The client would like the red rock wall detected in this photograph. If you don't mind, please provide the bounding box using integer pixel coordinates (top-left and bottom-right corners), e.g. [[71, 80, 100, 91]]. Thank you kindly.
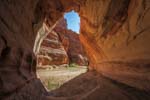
[[37, 30, 69, 67], [37, 18, 88, 67], [79, 0, 150, 90], [55, 18, 88, 66]]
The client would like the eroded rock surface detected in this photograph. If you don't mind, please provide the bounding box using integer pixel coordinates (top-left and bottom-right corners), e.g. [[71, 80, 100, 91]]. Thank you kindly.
[[79, 0, 150, 90], [0, 0, 39, 99], [0, 0, 150, 100], [49, 71, 150, 100]]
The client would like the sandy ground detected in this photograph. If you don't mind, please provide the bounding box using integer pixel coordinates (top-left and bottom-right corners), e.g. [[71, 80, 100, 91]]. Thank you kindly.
[[37, 66, 87, 90]]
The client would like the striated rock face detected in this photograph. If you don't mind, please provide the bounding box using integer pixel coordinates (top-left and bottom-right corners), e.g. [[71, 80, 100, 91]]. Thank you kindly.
[[37, 18, 88, 67], [37, 30, 69, 67], [0, 0, 150, 99], [55, 18, 88, 66]]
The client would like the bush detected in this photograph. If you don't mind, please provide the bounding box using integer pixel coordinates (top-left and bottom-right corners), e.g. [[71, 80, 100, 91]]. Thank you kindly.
[[47, 80, 60, 90], [69, 63, 78, 67]]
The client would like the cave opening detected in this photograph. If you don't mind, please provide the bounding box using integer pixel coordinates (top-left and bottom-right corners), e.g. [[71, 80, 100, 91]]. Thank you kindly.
[[35, 11, 88, 91]]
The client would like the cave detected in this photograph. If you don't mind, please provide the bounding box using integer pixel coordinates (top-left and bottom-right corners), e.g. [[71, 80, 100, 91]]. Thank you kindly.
[[0, 0, 150, 100]]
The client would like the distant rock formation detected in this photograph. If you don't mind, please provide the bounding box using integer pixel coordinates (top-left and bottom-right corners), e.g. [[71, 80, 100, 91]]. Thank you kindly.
[[55, 18, 88, 66], [37, 30, 69, 67], [37, 18, 88, 67]]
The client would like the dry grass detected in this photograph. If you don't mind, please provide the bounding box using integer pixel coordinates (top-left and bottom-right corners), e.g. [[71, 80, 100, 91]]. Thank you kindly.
[[37, 66, 87, 91]]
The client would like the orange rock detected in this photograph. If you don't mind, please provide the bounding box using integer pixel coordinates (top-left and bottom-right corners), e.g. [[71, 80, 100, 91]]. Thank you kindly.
[[37, 30, 69, 67]]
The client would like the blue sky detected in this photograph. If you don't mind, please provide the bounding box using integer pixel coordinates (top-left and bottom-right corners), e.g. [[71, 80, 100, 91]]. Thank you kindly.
[[64, 10, 80, 33]]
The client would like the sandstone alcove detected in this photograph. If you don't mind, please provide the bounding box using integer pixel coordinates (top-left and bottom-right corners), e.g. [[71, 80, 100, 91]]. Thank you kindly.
[[0, 0, 150, 100]]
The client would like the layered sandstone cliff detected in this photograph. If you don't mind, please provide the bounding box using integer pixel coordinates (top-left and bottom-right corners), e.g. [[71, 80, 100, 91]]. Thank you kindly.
[[37, 18, 88, 67], [37, 30, 69, 67], [55, 18, 88, 66]]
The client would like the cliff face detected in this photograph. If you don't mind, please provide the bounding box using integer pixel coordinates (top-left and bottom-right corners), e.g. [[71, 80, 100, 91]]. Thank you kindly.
[[55, 18, 88, 66], [37, 18, 88, 67], [37, 30, 69, 67], [0, 0, 150, 99], [59, 30, 88, 66]]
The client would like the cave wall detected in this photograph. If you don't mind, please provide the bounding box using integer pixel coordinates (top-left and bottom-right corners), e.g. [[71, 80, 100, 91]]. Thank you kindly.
[[0, 0, 80, 99], [0, 0, 39, 98], [79, 0, 150, 90], [80, 0, 150, 65]]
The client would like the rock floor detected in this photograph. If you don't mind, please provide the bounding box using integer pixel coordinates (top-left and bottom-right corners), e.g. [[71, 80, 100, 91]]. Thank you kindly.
[[46, 71, 150, 100], [4, 71, 150, 100]]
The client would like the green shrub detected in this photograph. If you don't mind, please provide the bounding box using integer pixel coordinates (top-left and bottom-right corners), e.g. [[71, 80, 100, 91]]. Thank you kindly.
[[69, 63, 78, 67], [47, 80, 60, 90]]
